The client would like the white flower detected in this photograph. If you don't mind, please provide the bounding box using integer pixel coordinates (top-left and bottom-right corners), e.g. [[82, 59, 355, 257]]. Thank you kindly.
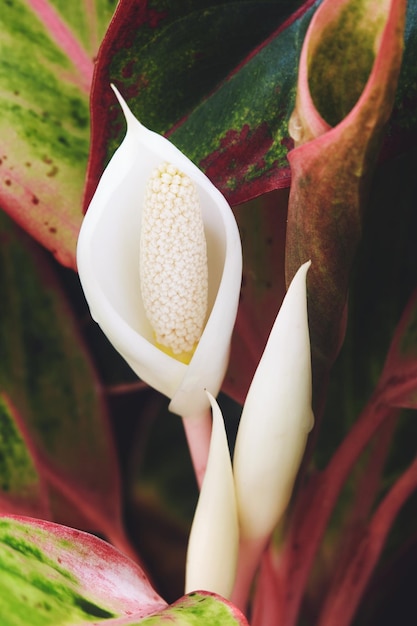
[[77, 87, 242, 418], [233, 261, 314, 541]]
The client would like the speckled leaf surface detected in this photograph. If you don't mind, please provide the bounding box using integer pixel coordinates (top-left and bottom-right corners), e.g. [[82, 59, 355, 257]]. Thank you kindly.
[[0, 211, 128, 549], [86, 0, 417, 209], [85, 0, 318, 208], [0, 515, 249, 625], [135, 592, 249, 625], [0, 515, 167, 626], [0, 0, 117, 268]]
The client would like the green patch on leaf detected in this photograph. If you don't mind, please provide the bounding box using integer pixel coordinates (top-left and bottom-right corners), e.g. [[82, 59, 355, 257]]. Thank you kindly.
[[0, 210, 124, 539], [308, 0, 387, 126], [0, 0, 118, 265], [0, 519, 114, 626], [0, 396, 39, 495], [138, 592, 247, 625]]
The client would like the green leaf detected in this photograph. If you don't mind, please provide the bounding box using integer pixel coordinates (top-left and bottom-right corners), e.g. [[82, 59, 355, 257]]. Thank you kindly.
[[136, 591, 249, 625], [86, 0, 417, 208], [0, 0, 117, 267], [0, 515, 167, 626], [85, 0, 317, 208], [0, 515, 249, 625], [0, 395, 50, 518], [0, 211, 128, 550]]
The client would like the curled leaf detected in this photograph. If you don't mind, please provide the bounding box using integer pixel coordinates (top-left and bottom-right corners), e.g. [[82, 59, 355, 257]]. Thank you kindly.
[[286, 0, 407, 406]]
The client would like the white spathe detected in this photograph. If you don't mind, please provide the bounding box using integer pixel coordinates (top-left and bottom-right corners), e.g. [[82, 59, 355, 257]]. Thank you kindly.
[[233, 261, 314, 541], [77, 87, 242, 417], [185, 392, 239, 598]]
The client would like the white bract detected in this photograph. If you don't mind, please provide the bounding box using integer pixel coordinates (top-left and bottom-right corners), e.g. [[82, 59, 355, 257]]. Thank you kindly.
[[233, 261, 314, 541], [77, 87, 242, 417], [184, 262, 313, 601]]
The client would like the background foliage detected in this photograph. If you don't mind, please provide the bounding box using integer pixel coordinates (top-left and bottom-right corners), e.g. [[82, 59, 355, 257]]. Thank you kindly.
[[0, 0, 417, 624]]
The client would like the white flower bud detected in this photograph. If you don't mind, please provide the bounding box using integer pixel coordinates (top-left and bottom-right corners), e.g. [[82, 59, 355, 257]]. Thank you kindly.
[[233, 261, 314, 541], [185, 392, 238, 598]]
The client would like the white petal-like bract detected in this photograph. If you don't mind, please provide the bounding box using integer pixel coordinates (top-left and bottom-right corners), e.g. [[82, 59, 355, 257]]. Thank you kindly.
[[77, 87, 242, 417]]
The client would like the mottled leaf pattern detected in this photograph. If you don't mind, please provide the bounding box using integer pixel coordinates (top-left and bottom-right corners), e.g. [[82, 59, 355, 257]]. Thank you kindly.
[[0, 211, 128, 552], [0, 0, 117, 267], [0, 515, 249, 625]]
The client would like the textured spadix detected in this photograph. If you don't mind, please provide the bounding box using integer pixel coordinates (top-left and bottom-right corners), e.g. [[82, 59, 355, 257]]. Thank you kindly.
[[140, 161, 208, 362], [77, 87, 242, 417], [233, 261, 313, 541], [185, 392, 239, 598]]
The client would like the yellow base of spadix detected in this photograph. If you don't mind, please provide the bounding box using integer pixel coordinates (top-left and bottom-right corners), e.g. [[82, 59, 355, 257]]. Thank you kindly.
[[155, 340, 196, 365]]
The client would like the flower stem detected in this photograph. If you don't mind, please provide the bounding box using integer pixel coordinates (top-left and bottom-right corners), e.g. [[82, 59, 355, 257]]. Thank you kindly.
[[182, 408, 213, 488], [231, 535, 267, 614]]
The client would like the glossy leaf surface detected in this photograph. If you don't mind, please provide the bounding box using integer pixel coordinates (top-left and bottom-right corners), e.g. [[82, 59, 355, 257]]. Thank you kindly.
[[0, 514, 166, 625], [85, 0, 318, 208], [0, 515, 249, 625], [86, 0, 417, 210]]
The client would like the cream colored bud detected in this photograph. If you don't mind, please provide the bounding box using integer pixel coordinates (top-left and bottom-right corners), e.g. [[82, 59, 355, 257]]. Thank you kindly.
[[233, 261, 313, 542]]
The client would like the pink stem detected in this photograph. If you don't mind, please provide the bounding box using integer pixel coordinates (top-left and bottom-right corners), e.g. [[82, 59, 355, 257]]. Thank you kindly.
[[231, 536, 267, 614], [251, 545, 283, 626], [182, 409, 213, 489], [275, 394, 400, 626], [318, 453, 417, 626]]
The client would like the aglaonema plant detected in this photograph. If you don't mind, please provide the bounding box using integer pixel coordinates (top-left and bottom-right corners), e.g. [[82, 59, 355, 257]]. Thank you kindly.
[[0, 0, 417, 625]]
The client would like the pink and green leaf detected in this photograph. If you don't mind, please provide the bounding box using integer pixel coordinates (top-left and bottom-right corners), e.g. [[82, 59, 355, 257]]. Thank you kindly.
[[85, 0, 319, 208], [0, 211, 129, 552], [0, 0, 117, 267], [0, 395, 50, 519], [0, 515, 249, 625], [86, 0, 417, 209], [0, 514, 166, 625], [224, 190, 288, 405]]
